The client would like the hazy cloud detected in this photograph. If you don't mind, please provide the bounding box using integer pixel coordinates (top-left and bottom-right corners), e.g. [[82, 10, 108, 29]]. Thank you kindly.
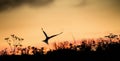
[[0, 0, 54, 12], [77, 0, 120, 7]]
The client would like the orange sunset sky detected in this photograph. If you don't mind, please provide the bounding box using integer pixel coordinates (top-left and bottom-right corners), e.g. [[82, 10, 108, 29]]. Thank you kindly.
[[0, 0, 120, 50]]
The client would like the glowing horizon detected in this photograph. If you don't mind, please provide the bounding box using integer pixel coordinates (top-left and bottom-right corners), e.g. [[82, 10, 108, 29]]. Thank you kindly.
[[0, 0, 120, 50]]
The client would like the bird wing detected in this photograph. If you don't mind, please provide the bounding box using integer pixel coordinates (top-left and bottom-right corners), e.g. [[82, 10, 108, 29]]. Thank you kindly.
[[49, 32, 63, 39], [41, 28, 48, 37]]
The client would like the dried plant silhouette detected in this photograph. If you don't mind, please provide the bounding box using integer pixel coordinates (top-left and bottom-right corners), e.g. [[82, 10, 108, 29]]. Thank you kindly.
[[105, 33, 118, 42], [0, 33, 120, 61], [41, 28, 63, 44], [4, 34, 24, 55]]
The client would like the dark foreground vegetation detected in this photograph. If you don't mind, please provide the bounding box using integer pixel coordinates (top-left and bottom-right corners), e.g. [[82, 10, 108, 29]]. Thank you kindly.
[[1, 41, 120, 61], [0, 33, 120, 61], [0, 46, 120, 61]]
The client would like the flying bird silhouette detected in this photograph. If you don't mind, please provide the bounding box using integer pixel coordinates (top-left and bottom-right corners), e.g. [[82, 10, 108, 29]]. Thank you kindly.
[[41, 28, 63, 44]]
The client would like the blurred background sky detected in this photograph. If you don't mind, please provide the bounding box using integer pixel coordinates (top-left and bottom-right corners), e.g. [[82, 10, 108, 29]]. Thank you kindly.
[[0, 0, 120, 50]]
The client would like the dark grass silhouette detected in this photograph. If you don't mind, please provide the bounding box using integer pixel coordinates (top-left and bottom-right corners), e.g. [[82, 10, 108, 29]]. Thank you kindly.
[[0, 33, 120, 61], [0, 44, 120, 61]]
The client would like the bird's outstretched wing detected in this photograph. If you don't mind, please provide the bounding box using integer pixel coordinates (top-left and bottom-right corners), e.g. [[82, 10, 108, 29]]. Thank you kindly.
[[41, 28, 48, 38], [49, 32, 63, 39]]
